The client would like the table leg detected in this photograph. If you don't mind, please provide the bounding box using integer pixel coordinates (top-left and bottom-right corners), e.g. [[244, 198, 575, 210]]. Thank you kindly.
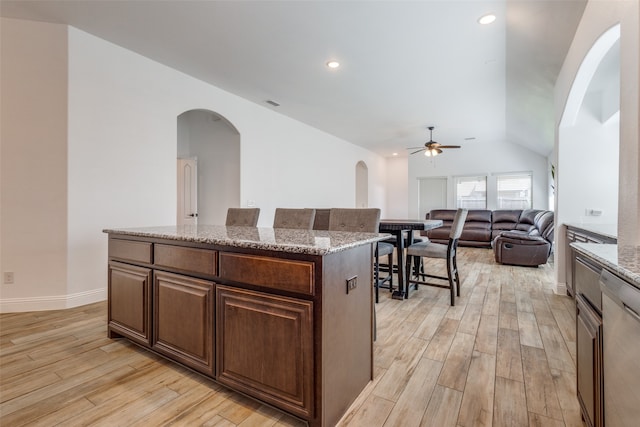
[[391, 230, 406, 300]]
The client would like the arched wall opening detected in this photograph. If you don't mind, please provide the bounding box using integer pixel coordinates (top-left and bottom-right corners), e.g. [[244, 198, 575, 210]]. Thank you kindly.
[[557, 24, 620, 225], [177, 110, 241, 225], [355, 161, 369, 208], [555, 24, 621, 291]]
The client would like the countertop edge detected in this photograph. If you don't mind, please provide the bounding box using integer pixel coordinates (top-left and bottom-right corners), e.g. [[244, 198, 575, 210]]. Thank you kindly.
[[571, 242, 640, 289], [104, 227, 391, 256]]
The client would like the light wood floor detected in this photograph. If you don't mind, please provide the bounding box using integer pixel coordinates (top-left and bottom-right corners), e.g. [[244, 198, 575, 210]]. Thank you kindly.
[[0, 248, 583, 427]]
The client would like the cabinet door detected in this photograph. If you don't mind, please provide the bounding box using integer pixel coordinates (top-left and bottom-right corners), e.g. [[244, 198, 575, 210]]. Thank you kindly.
[[108, 261, 152, 347], [576, 295, 603, 427], [216, 285, 313, 419], [153, 271, 214, 376]]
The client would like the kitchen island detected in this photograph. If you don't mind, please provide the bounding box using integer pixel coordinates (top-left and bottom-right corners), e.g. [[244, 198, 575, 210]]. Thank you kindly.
[[103, 225, 388, 427]]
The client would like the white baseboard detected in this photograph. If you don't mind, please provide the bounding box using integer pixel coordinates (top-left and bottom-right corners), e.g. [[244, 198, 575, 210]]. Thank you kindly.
[[0, 288, 106, 313], [555, 282, 567, 296]]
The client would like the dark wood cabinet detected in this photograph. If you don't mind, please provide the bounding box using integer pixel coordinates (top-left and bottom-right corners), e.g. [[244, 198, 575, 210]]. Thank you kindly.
[[566, 226, 616, 298], [216, 285, 313, 418], [577, 295, 603, 427], [153, 271, 214, 376], [107, 261, 152, 347], [106, 232, 374, 427], [572, 244, 606, 427]]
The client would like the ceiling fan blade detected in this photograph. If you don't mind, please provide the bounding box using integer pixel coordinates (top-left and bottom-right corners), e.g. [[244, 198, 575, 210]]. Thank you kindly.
[[406, 146, 425, 149], [439, 145, 461, 149], [410, 149, 425, 155]]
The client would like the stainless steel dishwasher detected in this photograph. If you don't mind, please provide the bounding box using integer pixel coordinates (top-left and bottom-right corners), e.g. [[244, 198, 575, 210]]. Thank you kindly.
[[600, 269, 640, 426]]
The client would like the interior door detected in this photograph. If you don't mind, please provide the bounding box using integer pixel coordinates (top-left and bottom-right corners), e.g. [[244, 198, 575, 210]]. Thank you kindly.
[[419, 177, 447, 218], [177, 158, 198, 225]]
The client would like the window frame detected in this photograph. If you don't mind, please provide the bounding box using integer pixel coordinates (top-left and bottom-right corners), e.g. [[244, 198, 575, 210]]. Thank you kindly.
[[454, 175, 487, 209], [495, 172, 533, 210]]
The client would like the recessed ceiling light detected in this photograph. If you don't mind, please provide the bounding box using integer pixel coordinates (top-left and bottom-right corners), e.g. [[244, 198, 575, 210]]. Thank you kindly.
[[478, 14, 496, 25], [392, 152, 398, 156], [326, 60, 340, 69]]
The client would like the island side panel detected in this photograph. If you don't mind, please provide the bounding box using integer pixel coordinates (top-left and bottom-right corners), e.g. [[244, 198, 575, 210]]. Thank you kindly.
[[321, 243, 374, 427]]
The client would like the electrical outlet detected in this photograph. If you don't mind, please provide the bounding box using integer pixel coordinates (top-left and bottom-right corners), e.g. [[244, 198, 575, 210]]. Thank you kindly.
[[4, 272, 14, 284], [346, 276, 357, 294]]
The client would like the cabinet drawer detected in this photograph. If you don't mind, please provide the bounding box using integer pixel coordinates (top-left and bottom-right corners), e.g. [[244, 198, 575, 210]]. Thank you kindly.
[[154, 244, 217, 276], [109, 239, 152, 264], [219, 253, 314, 295], [575, 256, 602, 313]]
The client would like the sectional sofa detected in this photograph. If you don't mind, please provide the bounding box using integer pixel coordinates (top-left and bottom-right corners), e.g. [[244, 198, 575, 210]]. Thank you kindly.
[[422, 209, 555, 266]]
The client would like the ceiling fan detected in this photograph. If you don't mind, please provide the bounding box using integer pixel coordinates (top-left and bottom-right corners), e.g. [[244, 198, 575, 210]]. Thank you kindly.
[[408, 126, 461, 157]]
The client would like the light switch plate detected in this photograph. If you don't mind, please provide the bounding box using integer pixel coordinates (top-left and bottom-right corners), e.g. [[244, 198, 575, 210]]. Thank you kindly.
[[346, 276, 357, 294]]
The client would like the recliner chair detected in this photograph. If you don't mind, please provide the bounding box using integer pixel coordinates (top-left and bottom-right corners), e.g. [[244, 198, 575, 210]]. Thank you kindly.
[[493, 211, 554, 267]]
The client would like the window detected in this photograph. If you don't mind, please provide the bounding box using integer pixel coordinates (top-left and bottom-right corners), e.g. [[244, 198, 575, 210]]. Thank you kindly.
[[496, 173, 532, 209], [455, 175, 486, 209]]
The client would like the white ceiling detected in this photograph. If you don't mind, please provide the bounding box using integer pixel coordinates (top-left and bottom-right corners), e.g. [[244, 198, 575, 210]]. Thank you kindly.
[[0, 0, 586, 157]]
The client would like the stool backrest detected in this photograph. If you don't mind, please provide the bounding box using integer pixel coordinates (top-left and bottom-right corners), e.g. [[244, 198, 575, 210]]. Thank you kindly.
[[328, 208, 381, 233], [273, 208, 316, 229], [225, 208, 260, 226], [449, 209, 469, 240]]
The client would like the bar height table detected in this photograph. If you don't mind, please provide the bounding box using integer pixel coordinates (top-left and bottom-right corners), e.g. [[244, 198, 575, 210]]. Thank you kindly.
[[379, 219, 443, 300]]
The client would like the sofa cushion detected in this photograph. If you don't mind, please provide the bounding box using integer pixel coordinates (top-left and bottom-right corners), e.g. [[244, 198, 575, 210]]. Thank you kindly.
[[535, 211, 555, 242], [491, 210, 522, 240], [424, 209, 493, 247], [514, 209, 543, 232]]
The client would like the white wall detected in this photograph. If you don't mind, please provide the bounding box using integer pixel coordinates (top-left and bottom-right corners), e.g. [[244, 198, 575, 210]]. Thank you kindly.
[[558, 106, 619, 224], [385, 157, 409, 218], [0, 19, 69, 310], [0, 19, 387, 312], [407, 139, 549, 218], [554, 0, 639, 289]]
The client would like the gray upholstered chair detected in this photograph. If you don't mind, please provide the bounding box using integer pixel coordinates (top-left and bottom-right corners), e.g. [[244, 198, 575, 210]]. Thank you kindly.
[[273, 208, 316, 230], [328, 208, 394, 303], [225, 208, 260, 227], [405, 208, 468, 305]]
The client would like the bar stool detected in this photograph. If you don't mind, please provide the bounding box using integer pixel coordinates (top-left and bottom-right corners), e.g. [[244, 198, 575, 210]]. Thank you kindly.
[[405, 209, 468, 305]]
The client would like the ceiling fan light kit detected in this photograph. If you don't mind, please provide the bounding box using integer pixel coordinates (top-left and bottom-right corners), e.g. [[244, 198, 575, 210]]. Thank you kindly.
[[408, 126, 461, 157]]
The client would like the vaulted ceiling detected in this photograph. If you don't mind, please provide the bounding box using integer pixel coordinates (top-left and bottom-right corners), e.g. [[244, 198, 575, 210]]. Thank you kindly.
[[0, 0, 587, 157]]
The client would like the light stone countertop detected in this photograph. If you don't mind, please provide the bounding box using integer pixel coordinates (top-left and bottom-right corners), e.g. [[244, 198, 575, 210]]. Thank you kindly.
[[571, 243, 640, 289], [103, 225, 391, 256]]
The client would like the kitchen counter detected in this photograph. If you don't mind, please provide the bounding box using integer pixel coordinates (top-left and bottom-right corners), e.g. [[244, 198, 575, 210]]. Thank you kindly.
[[571, 243, 640, 289], [103, 224, 389, 255]]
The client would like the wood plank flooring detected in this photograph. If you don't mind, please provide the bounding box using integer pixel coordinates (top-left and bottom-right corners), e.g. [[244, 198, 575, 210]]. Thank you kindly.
[[0, 248, 583, 426]]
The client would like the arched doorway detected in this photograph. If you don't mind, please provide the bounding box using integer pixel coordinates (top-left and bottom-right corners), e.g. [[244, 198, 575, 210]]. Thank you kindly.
[[355, 161, 368, 208], [177, 110, 240, 225]]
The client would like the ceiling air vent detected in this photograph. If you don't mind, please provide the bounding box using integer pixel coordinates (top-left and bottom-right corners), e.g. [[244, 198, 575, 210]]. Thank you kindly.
[[266, 100, 280, 107]]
